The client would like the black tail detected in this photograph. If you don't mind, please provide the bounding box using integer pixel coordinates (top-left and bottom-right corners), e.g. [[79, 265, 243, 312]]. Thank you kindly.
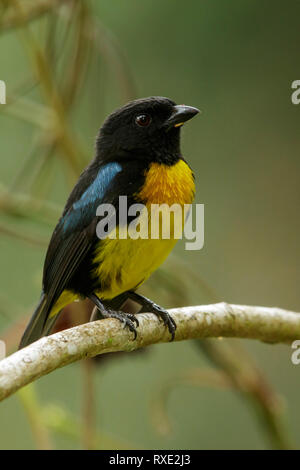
[[19, 293, 58, 349]]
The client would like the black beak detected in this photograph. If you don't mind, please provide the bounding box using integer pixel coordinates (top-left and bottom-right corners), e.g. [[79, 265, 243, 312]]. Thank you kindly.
[[164, 104, 200, 130]]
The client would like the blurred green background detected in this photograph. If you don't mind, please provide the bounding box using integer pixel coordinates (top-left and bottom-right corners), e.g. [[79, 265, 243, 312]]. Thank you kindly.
[[0, 0, 299, 449]]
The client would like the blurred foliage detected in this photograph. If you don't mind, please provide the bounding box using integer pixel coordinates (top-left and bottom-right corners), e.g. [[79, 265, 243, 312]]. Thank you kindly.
[[0, 0, 299, 450]]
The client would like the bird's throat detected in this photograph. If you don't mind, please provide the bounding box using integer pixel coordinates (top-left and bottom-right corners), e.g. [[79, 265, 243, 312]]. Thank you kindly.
[[137, 159, 195, 206]]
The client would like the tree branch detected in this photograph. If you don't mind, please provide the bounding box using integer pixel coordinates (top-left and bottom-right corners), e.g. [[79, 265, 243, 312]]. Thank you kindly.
[[1, 302, 300, 402]]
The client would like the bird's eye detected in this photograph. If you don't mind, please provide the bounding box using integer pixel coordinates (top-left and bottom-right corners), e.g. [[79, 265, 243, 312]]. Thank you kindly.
[[135, 114, 151, 127]]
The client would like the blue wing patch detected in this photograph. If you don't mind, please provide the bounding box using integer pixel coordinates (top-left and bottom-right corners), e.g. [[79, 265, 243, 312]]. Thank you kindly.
[[61, 162, 122, 234]]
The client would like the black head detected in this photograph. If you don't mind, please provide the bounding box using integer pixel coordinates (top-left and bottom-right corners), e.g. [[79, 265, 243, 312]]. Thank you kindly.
[[96, 96, 199, 165]]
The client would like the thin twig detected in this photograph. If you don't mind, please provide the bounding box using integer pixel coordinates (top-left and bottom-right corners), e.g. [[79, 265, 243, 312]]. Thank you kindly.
[[81, 358, 96, 450], [197, 339, 293, 449], [0, 0, 71, 31], [17, 384, 53, 450]]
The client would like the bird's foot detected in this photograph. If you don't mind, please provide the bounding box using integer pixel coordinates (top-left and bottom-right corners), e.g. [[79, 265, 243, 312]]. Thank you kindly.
[[88, 293, 139, 340], [128, 292, 176, 341], [147, 304, 176, 341], [98, 309, 139, 340]]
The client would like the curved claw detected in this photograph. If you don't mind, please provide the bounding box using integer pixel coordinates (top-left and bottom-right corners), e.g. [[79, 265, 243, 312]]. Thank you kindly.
[[106, 310, 138, 340], [124, 312, 139, 327], [151, 307, 176, 341], [121, 317, 137, 340], [127, 292, 176, 341]]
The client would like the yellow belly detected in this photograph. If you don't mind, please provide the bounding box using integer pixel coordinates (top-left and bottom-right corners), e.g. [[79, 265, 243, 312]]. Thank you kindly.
[[93, 232, 178, 300]]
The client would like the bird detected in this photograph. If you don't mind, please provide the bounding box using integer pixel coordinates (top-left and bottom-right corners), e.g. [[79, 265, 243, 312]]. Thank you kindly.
[[19, 96, 199, 349]]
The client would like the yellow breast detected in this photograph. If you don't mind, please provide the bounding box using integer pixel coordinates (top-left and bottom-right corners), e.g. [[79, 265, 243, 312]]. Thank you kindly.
[[138, 159, 195, 205]]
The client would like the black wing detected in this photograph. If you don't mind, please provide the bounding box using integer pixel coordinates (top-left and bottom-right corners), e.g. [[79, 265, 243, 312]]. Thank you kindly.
[[42, 160, 124, 308]]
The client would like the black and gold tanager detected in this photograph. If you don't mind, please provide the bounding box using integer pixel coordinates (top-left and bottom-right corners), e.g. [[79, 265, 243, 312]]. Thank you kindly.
[[19, 96, 199, 349]]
